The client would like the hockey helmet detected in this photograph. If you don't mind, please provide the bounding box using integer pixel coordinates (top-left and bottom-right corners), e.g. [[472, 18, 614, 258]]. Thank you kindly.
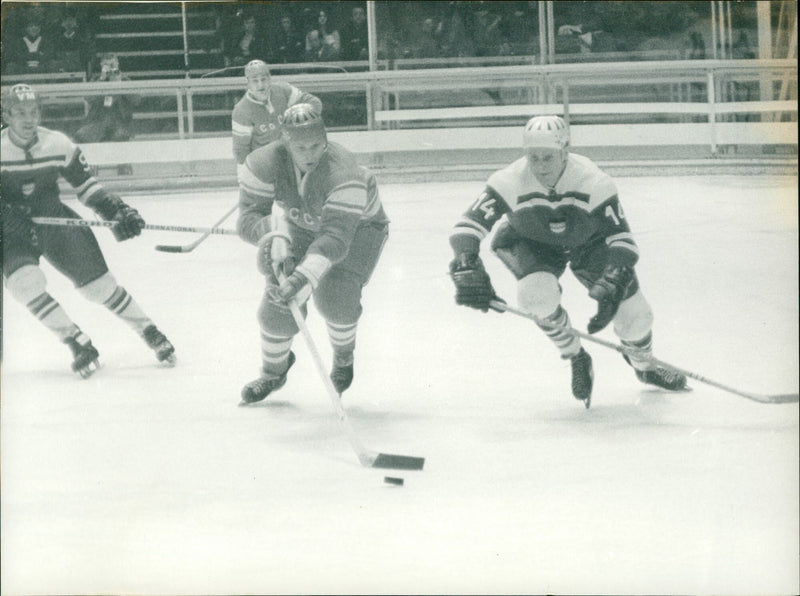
[[281, 103, 326, 143], [244, 59, 270, 79], [2, 83, 39, 120], [523, 115, 570, 150]]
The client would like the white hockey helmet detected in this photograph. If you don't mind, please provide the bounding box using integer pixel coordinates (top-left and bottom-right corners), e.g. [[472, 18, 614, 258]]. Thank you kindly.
[[2, 83, 39, 120], [244, 59, 270, 79], [523, 115, 570, 150]]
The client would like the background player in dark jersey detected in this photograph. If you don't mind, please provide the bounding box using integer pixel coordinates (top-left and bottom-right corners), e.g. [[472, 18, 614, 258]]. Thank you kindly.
[[237, 103, 388, 404], [448, 115, 686, 406], [1, 84, 175, 378], [231, 59, 322, 177]]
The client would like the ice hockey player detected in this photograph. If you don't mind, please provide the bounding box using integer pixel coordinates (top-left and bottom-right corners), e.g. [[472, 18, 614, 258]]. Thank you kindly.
[[1, 83, 176, 377], [237, 103, 389, 403], [231, 59, 322, 177], [448, 115, 686, 406]]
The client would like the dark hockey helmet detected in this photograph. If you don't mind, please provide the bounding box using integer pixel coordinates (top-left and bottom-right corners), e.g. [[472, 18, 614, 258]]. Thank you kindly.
[[281, 103, 326, 143], [2, 83, 40, 121]]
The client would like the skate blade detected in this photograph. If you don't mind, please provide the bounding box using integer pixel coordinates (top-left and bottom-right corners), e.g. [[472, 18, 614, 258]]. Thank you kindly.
[[157, 353, 177, 368], [75, 359, 101, 379]]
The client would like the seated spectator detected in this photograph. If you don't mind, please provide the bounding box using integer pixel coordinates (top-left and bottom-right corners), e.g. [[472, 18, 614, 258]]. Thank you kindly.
[[434, 2, 475, 58], [499, 2, 537, 57], [223, 13, 271, 67], [273, 14, 305, 64], [50, 9, 93, 74], [415, 18, 441, 59], [3, 14, 53, 75], [341, 5, 368, 61], [686, 31, 706, 60], [74, 54, 140, 143], [305, 9, 341, 62], [473, 8, 504, 57]]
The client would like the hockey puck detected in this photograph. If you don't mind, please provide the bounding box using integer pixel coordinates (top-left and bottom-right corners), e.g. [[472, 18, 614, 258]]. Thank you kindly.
[[383, 476, 404, 486]]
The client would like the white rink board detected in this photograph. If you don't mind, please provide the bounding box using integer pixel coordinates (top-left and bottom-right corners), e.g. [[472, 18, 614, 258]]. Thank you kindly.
[[1, 175, 798, 595]]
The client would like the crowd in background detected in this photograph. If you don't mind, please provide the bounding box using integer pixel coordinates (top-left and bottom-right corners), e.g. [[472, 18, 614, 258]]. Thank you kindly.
[[1, 1, 761, 79]]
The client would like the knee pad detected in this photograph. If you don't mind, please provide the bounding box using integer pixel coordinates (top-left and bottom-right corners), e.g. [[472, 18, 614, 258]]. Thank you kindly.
[[5, 265, 47, 304], [613, 290, 654, 341], [517, 272, 561, 318], [314, 271, 362, 325], [77, 272, 118, 304]]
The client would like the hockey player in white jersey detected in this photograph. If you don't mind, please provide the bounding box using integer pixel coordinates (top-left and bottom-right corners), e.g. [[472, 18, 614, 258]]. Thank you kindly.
[[448, 115, 686, 406]]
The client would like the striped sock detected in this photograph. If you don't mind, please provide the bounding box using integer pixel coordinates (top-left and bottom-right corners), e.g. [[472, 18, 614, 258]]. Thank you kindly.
[[536, 305, 581, 358], [103, 285, 151, 333], [27, 293, 81, 341], [622, 332, 654, 371], [260, 328, 294, 377], [327, 321, 356, 366]]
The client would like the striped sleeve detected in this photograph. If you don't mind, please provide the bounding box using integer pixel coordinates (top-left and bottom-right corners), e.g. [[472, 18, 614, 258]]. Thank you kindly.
[[449, 185, 510, 255], [61, 146, 111, 207], [236, 162, 275, 245], [232, 103, 254, 164]]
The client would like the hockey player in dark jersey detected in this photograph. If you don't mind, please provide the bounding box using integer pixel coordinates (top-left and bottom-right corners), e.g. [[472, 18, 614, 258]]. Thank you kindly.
[[1, 84, 175, 378], [231, 59, 322, 177], [237, 103, 388, 404], [448, 115, 686, 406]]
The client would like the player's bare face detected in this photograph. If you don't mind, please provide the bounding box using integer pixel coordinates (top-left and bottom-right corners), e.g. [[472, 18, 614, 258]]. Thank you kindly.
[[7, 104, 40, 143], [287, 138, 327, 173], [247, 74, 271, 101], [526, 148, 567, 188]]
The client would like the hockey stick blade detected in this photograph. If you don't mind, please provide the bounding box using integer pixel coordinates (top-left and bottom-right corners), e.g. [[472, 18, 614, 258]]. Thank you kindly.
[[285, 296, 426, 471], [154, 244, 187, 253], [153, 204, 239, 254], [491, 301, 799, 406], [371, 453, 426, 471]]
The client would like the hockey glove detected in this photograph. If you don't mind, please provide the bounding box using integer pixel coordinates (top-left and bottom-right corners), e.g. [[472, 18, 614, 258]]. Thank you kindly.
[[257, 231, 296, 285], [449, 252, 505, 313], [111, 205, 145, 241], [269, 270, 312, 305], [2, 203, 38, 247], [88, 193, 145, 241], [587, 264, 634, 333]]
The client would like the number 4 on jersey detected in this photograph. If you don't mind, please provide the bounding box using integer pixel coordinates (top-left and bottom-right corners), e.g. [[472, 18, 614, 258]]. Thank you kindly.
[[605, 202, 626, 226]]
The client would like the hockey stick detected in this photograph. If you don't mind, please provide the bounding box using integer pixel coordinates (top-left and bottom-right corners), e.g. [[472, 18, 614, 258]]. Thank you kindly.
[[32, 216, 238, 236], [491, 300, 799, 405], [154, 203, 239, 253], [286, 296, 425, 470]]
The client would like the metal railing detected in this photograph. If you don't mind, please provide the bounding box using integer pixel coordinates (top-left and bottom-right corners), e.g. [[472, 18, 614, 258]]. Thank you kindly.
[[3, 59, 796, 142]]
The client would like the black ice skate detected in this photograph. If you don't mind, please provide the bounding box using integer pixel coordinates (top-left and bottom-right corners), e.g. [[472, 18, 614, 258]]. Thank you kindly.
[[241, 352, 296, 404], [569, 348, 593, 408], [143, 325, 176, 366], [330, 364, 354, 395], [623, 355, 688, 391], [64, 332, 100, 379]]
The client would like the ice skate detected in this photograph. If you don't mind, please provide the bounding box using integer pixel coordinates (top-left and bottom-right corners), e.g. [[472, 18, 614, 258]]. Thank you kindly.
[[570, 348, 593, 408], [142, 324, 176, 366], [64, 332, 100, 379], [633, 365, 688, 392], [623, 354, 688, 391], [241, 352, 296, 404]]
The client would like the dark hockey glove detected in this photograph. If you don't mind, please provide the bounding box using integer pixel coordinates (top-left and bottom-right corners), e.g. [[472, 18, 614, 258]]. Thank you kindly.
[[89, 193, 145, 241], [111, 205, 145, 241], [587, 264, 634, 334], [449, 252, 504, 313], [2, 203, 38, 247], [257, 231, 296, 286]]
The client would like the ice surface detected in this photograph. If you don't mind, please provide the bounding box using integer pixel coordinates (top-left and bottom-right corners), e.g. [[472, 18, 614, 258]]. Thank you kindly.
[[2, 175, 798, 595]]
